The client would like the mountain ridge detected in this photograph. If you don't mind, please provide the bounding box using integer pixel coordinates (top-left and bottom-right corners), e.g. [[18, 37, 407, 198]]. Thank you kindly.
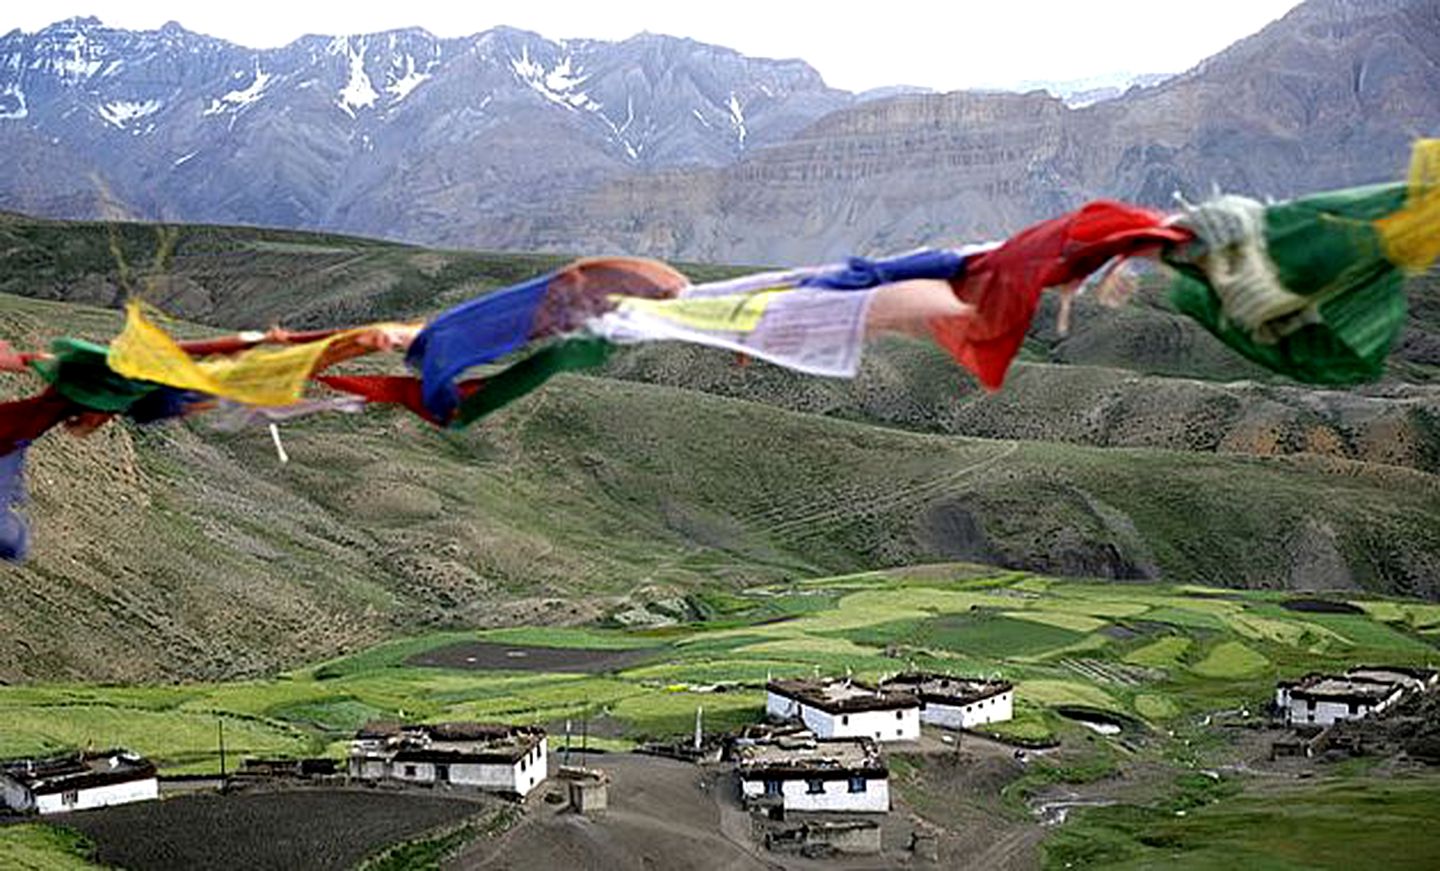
[[7, 0, 1437, 261]]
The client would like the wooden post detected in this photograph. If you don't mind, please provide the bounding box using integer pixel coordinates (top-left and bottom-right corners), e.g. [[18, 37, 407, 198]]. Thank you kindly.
[[218, 718, 227, 782]]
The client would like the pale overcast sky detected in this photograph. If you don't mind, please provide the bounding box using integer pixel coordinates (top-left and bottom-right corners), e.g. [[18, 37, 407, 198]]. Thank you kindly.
[[3, 1, 1306, 93]]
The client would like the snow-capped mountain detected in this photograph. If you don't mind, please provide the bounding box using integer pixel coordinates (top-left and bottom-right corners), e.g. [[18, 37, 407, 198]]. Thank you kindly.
[[0, 17, 852, 242]]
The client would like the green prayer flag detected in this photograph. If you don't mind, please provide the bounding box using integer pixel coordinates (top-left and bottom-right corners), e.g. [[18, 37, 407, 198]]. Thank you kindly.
[[1166, 183, 1411, 385], [451, 338, 614, 427], [28, 338, 161, 413]]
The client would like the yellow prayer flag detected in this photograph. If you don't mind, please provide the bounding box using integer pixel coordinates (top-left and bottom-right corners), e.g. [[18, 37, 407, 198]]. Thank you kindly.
[[1376, 139, 1440, 271], [610, 288, 783, 332], [108, 301, 354, 406]]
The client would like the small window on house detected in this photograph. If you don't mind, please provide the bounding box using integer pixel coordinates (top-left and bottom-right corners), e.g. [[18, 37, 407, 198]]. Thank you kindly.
[[404, 765, 417, 778], [841, 715, 849, 725], [520, 758, 527, 772], [848, 776, 867, 794], [896, 710, 904, 720], [61, 790, 78, 806], [1348, 701, 1359, 715], [806, 779, 825, 795], [764, 779, 781, 796]]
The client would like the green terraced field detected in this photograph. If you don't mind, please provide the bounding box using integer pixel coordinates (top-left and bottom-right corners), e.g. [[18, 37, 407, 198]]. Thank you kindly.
[[6, 566, 1439, 768]]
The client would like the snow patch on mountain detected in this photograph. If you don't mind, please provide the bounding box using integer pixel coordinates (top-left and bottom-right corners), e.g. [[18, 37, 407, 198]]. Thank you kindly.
[[203, 66, 271, 116], [510, 45, 596, 113], [545, 55, 586, 92], [596, 94, 640, 160], [98, 99, 161, 128], [338, 40, 379, 115], [509, 44, 543, 81], [385, 55, 431, 102], [0, 84, 27, 120], [728, 93, 746, 145]]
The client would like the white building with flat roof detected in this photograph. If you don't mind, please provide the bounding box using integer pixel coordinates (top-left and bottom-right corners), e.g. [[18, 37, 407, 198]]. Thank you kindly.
[[350, 721, 548, 796], [766, 679, 920, 742], [736, 737, 889, 814], [1276, 666, 1437, 727], [0, 750, 158, 815], [881, 673, 1014, 730]]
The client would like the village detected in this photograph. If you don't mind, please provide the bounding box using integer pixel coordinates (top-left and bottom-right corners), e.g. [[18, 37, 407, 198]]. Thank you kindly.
[[3, 661, 1436, 866]]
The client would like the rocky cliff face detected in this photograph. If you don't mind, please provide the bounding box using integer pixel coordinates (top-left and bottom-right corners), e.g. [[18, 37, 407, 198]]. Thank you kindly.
[[508, 0, 1440, 262], [2, 0, 1438, 261]]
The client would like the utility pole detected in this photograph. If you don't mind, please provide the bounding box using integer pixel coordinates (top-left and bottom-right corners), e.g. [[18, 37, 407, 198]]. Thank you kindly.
[[217, 718, 227, 783], [563, 718, 572, 767], [694, 705, 704, 752]]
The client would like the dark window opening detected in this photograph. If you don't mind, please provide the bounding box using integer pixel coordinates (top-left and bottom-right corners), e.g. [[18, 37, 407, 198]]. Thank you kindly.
[[806, 779, 825, 795]]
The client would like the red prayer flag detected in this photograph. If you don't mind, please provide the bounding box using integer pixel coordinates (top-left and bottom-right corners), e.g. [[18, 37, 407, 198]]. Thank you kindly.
[[931, 201, 1190, 389]]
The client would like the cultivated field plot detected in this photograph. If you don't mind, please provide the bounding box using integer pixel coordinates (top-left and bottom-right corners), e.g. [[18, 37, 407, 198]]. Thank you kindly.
[[56, 789, 490, 871], [406, 641, 660, 673]]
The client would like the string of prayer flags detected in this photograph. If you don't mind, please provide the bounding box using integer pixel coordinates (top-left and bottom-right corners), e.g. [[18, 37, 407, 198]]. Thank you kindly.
[[4, 142, 1440, 563]]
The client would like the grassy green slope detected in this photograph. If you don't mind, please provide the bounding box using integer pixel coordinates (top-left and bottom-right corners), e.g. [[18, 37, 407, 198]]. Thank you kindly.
[[4, 291, 1440, 682], [4, 219, 1440, 683]]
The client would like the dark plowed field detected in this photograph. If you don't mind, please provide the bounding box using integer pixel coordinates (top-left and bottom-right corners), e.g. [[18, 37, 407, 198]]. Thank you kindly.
[[58, 789, 490, 870], [1280, 598, 1366, 614], [407, 642, 659, 673]]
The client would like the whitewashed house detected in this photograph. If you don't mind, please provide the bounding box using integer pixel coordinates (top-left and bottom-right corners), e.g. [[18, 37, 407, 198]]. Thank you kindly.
[[766, 679, 920, 742], [0, 750, 158, 815], [349, 721, 548, 796], [1275, 666, 1437, 727], [881, 673, 1014, 730], [736, 737, 889, 814]]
